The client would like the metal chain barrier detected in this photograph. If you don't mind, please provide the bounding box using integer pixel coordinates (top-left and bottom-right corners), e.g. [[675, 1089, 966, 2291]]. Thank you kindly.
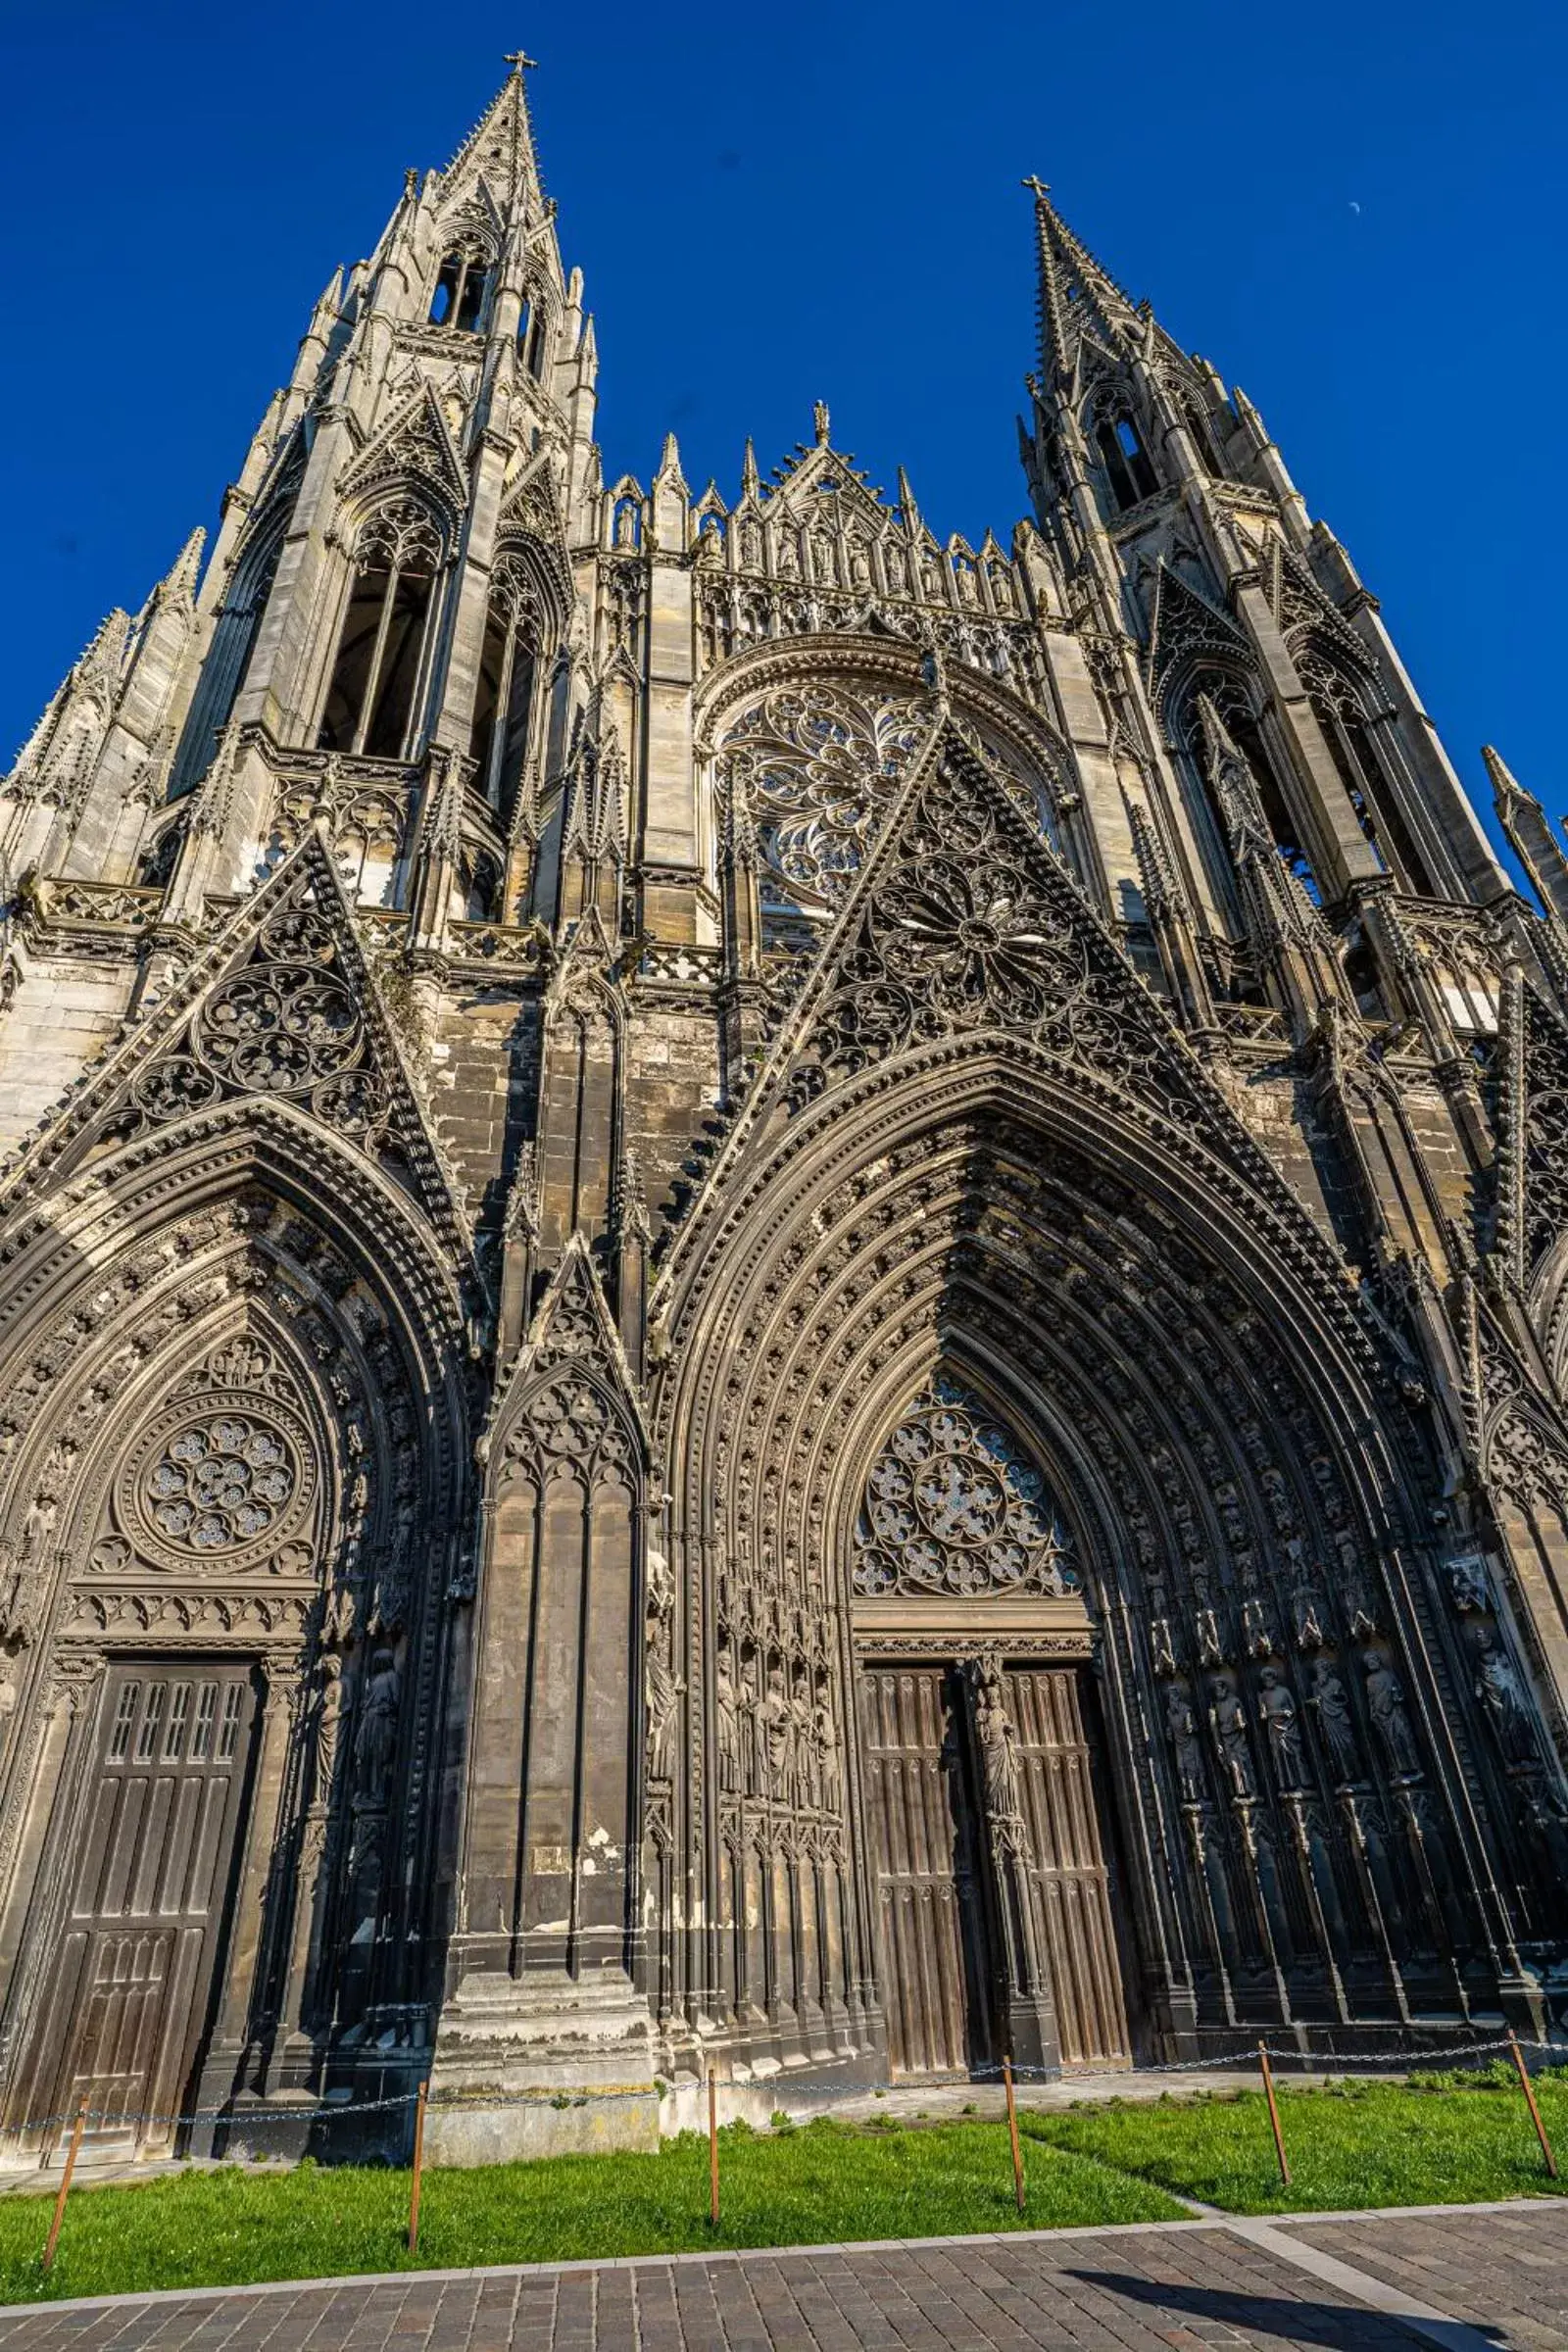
[[13, 2034, 1568, 2138], [12, 2031, 1567, 2276]]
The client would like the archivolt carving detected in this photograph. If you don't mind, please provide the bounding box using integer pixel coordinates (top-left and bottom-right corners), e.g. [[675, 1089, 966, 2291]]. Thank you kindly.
[[651, 1032, 1506, 2056]]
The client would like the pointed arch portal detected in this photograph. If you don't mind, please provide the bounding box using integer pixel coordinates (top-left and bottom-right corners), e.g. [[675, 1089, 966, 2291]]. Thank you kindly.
[[852, 1372, 1131, 2077], [655, 1004, 1533, 2079]]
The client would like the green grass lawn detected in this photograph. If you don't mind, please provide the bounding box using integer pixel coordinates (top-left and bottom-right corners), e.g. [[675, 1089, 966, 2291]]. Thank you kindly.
[[0, 2118, 1180, 2305], [1023, 2070, 1568, 2216], [5, 2074, 1565, 2305]]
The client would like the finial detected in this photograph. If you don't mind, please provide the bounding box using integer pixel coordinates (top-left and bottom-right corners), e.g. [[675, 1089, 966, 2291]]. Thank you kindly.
[[1021, 174, 1051, 200], [404, 168, 418, 198], [813, 400, 830, 444], [504, 49, 539, 71]]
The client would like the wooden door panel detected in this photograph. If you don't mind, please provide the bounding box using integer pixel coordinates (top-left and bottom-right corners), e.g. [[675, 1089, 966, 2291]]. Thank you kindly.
[[1005, 1667, 1130, 2070], [859, 1666, 995, 2080], [12, 1663, 256, 2157]]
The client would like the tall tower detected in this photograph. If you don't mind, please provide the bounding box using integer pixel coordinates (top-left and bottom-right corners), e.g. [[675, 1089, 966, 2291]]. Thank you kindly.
[[0, 65, 1565, 2171]]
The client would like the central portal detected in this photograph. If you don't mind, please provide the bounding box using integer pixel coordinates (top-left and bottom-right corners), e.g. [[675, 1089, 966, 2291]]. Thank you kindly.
[[851, 1376, 1133, 2080]]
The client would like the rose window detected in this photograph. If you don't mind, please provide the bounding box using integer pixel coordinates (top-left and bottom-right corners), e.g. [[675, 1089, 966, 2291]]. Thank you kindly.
[[197, 964, 362, 1095], [722, 684, 934, 918], [853, 1376, 1078, 1600], [878, 856, 1077, 1025], [142, 1416, 298, 1553]]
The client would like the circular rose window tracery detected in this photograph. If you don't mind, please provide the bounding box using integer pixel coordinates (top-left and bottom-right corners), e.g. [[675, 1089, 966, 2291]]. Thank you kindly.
[[116, 1390, 318, 1574], [144, 1415, 298, 1552], [722, 683, 934, 918], [853, 1375, 1078, 1600]]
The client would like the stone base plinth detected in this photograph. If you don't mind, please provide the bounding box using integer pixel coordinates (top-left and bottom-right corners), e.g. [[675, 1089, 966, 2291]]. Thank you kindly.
[[423, 1968, 660, 2166]]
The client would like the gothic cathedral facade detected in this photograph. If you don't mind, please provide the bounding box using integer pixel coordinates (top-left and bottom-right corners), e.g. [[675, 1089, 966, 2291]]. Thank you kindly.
[[1, 63, 1567, 2166]]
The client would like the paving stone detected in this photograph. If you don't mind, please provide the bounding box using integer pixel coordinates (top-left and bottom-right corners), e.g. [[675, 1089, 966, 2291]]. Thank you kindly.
[[0, 2208, 1552, 2350]]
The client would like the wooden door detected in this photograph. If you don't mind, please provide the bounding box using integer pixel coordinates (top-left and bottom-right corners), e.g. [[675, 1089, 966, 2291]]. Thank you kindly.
[[1006, 1666, 1132, 2069], [17, 1662, 257, 2157], [858, 1665, 998, 2078]]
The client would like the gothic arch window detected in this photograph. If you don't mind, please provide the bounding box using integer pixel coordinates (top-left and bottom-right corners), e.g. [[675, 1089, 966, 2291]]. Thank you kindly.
[[853, 1374, 1079, 1601], [1298, 652, 1435, 896], [169, 523, 284, 799], [1180, 398, 1224, 475], [429, 241, 493, 332], [318, 502, 443, 760], [1181, 673, 1321, 906], [137, 814, 185, 888], [1090, 403, 1157, 513], [468, 549, 542, 815], [516, 295, 548, 378], [457, 849, 503, 922]]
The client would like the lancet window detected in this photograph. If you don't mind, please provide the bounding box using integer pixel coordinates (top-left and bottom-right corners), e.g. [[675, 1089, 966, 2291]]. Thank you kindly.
[[429, 241, 493, 332], [318, 503, 443, 760], [168, 526, 283, 798], [1299, 654, 1435, 896], [516, 295, 548, 378], [468, 550, 542, 814], [1093, 408, 1158, 512], [1182, 675, 1321, 905]]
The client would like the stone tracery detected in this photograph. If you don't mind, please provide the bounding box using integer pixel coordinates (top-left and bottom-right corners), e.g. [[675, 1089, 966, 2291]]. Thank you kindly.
[[854, 1375, 1078, 1599]]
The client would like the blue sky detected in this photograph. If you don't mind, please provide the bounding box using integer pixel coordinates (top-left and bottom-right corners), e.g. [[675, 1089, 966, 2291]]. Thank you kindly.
[[2, 0, 1563, 863]]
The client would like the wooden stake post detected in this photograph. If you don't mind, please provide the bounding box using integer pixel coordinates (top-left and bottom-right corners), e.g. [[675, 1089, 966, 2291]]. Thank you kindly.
[[42, 2097, 88, 2274], [708, 2069, 720, 2227], [1003, 2057, 1025, 2212], [1257, 2042, 1291, 2187], [407, 2076, 429, 2252], [1509, 2032, 1558, 2179]]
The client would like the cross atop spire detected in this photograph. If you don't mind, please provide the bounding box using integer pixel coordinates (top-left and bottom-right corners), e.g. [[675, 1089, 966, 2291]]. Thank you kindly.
[[439, 53, 548, 210], [1025, 177, 1146, 385]]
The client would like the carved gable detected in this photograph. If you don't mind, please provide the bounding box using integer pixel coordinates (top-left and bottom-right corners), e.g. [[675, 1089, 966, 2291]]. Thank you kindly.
[[0, 833, 475, 1283], [340, 382, 467, 514]]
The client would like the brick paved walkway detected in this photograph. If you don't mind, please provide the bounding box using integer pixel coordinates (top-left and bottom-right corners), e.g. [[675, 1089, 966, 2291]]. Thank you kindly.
[[0, 2201, 1561, 2350]]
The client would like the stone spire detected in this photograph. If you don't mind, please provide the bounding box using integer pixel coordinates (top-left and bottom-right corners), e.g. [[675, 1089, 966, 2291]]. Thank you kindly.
[[438, 51, 548, 219], [1487, 745, 1568, 930], [1024, 176, 1145, 386]]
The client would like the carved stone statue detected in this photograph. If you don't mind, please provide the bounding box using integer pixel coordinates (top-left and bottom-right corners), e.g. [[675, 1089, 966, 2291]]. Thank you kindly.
[[315, 1650, 345, 1803], [646, 1642, 682, 1784], [1256, 1666, 1304, 1791], [1470, 1625, 1536, 1764], [1362, 1648, 1421, 1781], [757, 1656, 791, 1797], [1207, 1673, 1253, 1800], [715, 1651, 741, 1791], [1164, 1683, 1206, 1804], [1447, 1554, 1490, 1614], [353, 1647, 400, 1805], [1307, 1658, 1361, 1785], [970, 1653, 1027, 1840], [812, 1681, 840, 1816]]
